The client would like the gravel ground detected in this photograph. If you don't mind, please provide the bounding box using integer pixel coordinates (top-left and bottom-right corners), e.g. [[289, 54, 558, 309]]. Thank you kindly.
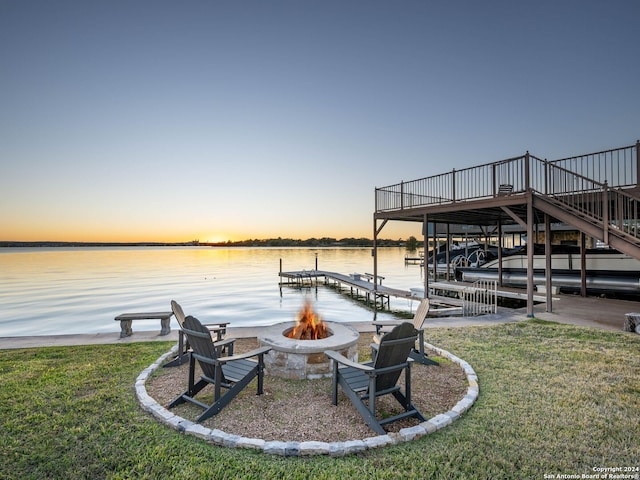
[[146, 337, 468, 442]]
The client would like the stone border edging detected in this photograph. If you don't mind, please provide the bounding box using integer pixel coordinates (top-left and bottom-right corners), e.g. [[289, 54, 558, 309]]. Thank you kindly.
[[135, 342, 479, 456]]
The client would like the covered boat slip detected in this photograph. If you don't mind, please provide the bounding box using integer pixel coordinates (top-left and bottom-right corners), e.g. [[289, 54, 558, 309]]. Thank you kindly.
[[372, 141, 640, 317]]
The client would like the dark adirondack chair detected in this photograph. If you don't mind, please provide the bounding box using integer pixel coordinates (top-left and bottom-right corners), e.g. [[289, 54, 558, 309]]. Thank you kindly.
[[371, 298, 438, 365], [168, 315, 271, 422], [165, 300, 233, 367], [325, 322, 426, 435]]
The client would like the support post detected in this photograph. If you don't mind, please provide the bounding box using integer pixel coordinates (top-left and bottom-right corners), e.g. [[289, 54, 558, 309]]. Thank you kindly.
[[497, 219, 503, 287], [423, 214, 429, 299], [603, 181, 609, 245], [452, 168, 456, 202], [636, 140, 640, 187], [492, 163, 497, 195], [445, 223, 451, 281], [525, 151, 530, 191], [544, 159, 549, 195], [527, 192, 535, 317], [372, 218, 388, 300], [373, 217, 378, 301], [432, 222, 438, 281], [545, 214, 552, 312], [580, 232, 587, 297]]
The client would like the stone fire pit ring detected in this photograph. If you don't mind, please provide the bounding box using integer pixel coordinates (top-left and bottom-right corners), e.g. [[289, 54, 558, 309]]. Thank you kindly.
[[136, 341, 480, 457], [257, 321, 360, 380]]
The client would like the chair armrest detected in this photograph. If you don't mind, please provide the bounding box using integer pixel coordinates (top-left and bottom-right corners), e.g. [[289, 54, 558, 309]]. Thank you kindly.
[[371, 320, 403, 327], [206, 326, 227, 334], [372, 320, 425, 331], [206, 324, 229, 341], [325, 350, 373, 372], [212, 337, 235, 356], [217, 346, 271, 364], [213, 337, 235, 349], [371, 319, 403, 334], [204, 322, 230, 329]]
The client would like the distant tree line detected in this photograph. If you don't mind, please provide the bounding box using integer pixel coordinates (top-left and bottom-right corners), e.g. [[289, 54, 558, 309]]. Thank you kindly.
[[202, 237, 407, 247], [0, 241, 198, 248], [1, 238, 411, 248]]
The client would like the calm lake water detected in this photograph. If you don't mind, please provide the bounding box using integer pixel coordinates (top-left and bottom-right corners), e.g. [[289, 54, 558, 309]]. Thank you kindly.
[[0, 246, 425, 337]]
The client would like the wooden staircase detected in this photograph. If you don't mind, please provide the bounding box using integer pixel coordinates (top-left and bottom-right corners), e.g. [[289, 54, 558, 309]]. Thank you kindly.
[[531, 158, 640, 259]]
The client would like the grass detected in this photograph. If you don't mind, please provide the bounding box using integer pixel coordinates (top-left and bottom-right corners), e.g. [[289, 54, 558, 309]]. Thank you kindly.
[[1, 320, 639, 479]]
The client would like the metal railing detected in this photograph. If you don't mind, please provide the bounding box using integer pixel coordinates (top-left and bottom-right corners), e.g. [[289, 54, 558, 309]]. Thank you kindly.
[[461, 279, 497, 316], [375, 142, 638, 213], [530, 159, 640, 245], [606, 188, 640, 243], [550, 143, 638, 188], [531, 160, 605, 217], [375, 154, 530, 212], [375, 141, 640, 252]]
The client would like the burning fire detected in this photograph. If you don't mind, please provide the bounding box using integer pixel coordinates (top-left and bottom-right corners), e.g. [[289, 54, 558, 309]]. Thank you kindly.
[[286, 301, 330, 340]]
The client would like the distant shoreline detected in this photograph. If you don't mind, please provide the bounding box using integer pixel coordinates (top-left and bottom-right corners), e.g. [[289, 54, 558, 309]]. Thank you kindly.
[[0, 238, 409, 248], [0, 241, 201, 248]]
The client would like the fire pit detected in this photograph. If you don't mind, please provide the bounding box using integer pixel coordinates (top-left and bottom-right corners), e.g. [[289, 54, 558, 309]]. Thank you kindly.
[[257, 302, 360, 379]]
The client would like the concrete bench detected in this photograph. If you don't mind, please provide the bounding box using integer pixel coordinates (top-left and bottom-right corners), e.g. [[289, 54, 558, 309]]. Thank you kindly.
[[114, 311, 174, 338]]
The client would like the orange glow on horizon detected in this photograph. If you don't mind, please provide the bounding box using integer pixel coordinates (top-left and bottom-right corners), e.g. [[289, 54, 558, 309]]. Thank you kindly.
[[3, 220, 420, 243]]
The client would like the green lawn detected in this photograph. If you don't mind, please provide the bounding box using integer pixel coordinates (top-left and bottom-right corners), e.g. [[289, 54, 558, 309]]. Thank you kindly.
[[1, 319, 638, 479]]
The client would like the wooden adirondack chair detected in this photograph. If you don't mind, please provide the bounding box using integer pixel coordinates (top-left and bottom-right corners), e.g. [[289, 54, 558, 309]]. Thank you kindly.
[[165, 300, 233, 367], [371, 298, 438, 365], [168, 315, 271, 422], [325, 322, 426, 435]]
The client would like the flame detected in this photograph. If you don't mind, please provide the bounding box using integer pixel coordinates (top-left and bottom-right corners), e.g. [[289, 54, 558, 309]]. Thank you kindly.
[[286, 301, 329, 340]]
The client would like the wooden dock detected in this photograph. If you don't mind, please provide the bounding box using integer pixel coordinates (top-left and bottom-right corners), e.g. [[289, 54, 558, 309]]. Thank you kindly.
[[404, 252, 424, 265], [279, 270, 411, 308], [279, 269, 548, 313]]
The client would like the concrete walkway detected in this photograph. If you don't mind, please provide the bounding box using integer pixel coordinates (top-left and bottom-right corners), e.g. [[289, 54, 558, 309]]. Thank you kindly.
[[0, 293, 636, 350], [532, 293, 639, 331]]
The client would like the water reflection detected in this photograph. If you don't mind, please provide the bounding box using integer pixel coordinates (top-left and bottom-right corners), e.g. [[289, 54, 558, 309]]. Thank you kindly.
[[0, 247, 424, 337]]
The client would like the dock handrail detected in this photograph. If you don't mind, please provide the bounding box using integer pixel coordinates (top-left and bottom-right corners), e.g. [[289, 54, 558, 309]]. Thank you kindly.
[[461, 279, 497, 316]]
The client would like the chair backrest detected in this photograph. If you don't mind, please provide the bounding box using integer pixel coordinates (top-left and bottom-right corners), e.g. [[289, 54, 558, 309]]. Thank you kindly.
[[372, 322, 418, 391], [182, 315, 225, 382], [171, 300, 186, 328], [412, 298, 430, 330]]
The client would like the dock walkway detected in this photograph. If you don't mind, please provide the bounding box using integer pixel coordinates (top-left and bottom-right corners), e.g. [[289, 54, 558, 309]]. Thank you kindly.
[[279, 269, 412, 308], [279, 270, 544, 311]]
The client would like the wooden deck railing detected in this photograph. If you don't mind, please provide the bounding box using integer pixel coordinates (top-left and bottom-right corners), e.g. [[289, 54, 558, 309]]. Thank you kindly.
[[530, 155, 640, 245], [375, 141, 640, 249], [375, 154, 530, 212], [550, 143, 638, 188], [376, 142, 638, 213]]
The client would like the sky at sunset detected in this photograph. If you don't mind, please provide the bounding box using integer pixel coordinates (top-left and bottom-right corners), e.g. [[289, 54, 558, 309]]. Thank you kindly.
[[2, 1, 639, 243]]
